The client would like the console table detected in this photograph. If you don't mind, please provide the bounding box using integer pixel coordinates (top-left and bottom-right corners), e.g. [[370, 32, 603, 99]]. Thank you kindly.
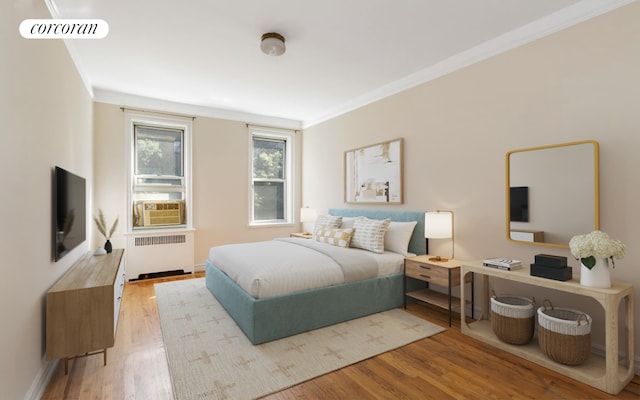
[[46, 249, 125, 374], [460, 260, 634, 395]]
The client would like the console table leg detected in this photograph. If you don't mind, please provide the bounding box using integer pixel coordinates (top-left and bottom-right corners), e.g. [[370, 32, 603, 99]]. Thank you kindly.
[[471, 272, 475, 319], [481, 275, 490, 320]]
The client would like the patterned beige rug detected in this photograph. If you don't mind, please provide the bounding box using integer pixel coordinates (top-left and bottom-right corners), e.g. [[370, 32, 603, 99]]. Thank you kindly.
[[155, 278, 444, 400]]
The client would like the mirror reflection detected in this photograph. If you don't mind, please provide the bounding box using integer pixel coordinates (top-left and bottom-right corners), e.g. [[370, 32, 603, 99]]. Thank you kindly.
[[506, 140, 599, 248]]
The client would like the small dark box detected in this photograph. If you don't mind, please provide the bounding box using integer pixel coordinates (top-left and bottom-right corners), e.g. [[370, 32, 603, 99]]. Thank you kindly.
[[530, 264, 572, 281], [534, 254, 568, 268]]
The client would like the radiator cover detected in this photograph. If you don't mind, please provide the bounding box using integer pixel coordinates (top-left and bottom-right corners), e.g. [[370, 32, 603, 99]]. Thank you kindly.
[[125, 229, 195, 280]]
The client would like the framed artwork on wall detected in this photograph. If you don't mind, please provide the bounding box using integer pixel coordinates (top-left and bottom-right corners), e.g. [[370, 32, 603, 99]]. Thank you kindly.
[[344, 138, 403, 204]]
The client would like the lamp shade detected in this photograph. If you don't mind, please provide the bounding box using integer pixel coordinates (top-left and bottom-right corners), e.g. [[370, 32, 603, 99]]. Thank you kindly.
[[425, 211, 453, 239], [300, 207, 317, 223]]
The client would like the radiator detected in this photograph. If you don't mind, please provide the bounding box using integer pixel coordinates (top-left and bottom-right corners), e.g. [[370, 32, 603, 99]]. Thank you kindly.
[[125, 229, 195, 280]]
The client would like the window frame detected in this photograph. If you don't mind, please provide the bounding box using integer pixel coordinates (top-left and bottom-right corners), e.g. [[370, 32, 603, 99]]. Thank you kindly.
[[249, 126, 295, 227], [125, 112, 193, 231]]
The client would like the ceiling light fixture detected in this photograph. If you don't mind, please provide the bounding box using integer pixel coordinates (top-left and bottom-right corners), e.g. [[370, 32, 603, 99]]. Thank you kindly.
[[260, 32, 286, 56]]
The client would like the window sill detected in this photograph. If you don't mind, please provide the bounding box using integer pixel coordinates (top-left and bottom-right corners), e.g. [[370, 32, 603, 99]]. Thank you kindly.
[[249, 222, 295, 229], [125, 226, 195, 235]]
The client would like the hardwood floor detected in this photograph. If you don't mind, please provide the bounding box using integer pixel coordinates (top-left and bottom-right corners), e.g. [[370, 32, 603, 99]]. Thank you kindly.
[[42, 273, 639, 399]]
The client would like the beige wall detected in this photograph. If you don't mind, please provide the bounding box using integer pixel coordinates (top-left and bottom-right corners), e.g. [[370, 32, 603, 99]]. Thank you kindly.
[[2, 2, 93, 399], [93, 103, 303, 267], [302, 2, 640, 363]]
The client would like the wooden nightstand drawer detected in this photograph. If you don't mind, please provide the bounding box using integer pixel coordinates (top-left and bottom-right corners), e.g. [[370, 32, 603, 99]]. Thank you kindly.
[[404, 255, 473, 327], [405, 259, 457, 286]]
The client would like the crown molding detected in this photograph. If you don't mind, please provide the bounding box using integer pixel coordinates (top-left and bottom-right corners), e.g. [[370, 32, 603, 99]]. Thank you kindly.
[[302, 0, 635, 128], [94, 89, 302, 130]]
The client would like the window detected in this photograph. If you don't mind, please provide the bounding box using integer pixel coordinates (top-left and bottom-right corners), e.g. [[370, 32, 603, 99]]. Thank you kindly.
[[126, 112, 192, 230], [250, 127, 294, 225]]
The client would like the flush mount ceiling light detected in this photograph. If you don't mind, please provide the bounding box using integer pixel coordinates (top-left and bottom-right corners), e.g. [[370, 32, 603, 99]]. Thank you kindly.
[[260, 32, 286, 56]]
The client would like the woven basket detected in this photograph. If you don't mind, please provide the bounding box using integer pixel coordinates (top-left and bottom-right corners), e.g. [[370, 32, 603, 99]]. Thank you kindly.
[[490, 292, 535, 345], [537, 300, 592, 365]]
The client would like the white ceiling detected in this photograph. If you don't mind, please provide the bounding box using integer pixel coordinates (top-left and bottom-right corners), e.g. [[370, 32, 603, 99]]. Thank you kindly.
[[47, 0, 630, 128]]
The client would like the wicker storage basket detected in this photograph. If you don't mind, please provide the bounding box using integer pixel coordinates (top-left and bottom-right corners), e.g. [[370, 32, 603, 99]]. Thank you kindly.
[[537, 300, 592, 365], [490, 292, 535, 345]]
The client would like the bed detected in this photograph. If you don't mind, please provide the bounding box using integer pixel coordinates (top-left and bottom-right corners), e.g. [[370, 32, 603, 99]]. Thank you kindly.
[[205, 209, 426, 344]]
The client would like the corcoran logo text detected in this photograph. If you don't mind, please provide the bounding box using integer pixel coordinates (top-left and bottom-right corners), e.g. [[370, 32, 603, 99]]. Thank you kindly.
[[20, 19, 109, 39]]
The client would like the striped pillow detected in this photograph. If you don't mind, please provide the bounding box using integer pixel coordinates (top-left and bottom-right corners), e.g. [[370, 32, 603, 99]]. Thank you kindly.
[[314, 228, 354, 248], [351, 218, 391, 253]]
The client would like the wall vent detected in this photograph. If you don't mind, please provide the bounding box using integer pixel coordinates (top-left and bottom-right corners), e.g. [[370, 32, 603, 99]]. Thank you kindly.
[[134, 234, 186, 247]]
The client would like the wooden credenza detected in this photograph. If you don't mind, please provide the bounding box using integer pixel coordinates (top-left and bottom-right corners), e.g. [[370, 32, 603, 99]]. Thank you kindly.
[[460, 260, 634, 395], [46, 249, 125, 373]]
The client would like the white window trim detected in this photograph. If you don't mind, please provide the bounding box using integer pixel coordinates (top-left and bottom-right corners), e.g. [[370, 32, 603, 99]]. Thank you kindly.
[[125, 111, 193, 232], [248, 126, 295, 227]]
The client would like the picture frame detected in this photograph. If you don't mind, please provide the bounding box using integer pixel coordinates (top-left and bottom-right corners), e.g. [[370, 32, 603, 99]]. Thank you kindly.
[[344, 138, 403, 204]]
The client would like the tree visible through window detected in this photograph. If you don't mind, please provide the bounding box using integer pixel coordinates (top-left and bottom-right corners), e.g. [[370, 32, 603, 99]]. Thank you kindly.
[[131, 124, 187, 228], [135, 126, 183, 177], [250, 128, 294, 225]]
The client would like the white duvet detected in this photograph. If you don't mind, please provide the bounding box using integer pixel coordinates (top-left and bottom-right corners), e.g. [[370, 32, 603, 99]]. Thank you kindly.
[[208, 238, 405, 299]]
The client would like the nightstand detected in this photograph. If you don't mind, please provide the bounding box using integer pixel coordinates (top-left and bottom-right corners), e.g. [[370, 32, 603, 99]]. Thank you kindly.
[[290, 232, 312, 239], [404, 255, 473, 326]]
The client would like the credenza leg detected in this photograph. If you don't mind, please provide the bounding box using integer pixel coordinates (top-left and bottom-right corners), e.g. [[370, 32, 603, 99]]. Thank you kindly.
[[62, 349, 108, 375]]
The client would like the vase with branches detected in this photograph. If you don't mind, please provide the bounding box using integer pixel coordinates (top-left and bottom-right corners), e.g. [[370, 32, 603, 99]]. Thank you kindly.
[[94, 209, 119, 253]]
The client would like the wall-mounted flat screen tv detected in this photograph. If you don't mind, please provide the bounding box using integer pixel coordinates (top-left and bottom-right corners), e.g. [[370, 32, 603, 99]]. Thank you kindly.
[[510, 186, 529, 222], [53, 166, 86, 261]]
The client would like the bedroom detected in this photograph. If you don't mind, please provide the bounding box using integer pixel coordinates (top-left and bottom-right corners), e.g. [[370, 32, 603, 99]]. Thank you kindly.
[[3, 1, 640, 399]]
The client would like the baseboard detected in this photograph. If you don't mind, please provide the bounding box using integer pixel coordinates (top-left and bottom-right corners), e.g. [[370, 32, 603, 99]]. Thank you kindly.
[[24, 357, 58, 400]]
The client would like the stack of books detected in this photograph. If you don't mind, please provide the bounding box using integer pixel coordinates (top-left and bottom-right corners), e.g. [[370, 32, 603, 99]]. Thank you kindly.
[[483, 257, 523, 271]]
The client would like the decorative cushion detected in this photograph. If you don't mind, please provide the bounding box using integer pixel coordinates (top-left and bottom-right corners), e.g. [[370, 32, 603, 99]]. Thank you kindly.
[[339, 216, 361, 230], [313, 215, 343, 237], [384, 221, 418, 256], [351, 218, 391, 253], [314, 228, 354, 248]]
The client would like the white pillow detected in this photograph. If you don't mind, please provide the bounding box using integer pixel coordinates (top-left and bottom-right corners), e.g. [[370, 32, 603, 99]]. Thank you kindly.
[[340, 216, 361, 229], [351, 218, 391, 253], [313, 215, 343, 237], [314, 228, 354, 248], [384, 221, 418, 256]]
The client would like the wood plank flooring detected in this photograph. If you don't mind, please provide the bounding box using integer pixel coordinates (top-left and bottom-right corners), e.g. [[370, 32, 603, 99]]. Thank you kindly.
[[42, 273, 639, 399]]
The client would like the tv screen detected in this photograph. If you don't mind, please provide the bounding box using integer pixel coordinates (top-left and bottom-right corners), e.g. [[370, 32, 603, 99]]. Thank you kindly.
[[53, 166, 86, 261], [510, 186, 529, 222]]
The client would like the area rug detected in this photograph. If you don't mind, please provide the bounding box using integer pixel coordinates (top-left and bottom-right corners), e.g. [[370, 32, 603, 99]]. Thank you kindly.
[[155, 278, 444, 400]]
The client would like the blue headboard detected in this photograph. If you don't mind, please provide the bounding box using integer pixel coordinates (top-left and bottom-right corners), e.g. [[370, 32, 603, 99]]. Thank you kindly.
[[328, 208, 426, 255]]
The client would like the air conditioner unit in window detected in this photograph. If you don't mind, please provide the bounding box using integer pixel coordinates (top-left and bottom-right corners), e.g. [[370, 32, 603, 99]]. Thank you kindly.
[[142, 201, 182, 226]]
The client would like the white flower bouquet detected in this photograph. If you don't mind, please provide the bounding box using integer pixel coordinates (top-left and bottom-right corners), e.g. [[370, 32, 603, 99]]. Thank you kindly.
[[569, 230, 625, 270]]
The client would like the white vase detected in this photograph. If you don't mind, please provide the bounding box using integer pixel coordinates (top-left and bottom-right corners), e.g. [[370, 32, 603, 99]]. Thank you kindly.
[[580, 258, 611, 288]]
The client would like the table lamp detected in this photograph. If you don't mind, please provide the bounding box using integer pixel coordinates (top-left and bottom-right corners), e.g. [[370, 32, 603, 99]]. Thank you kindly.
[[425, 210, 454, 261], [300, 207, 317, 235]]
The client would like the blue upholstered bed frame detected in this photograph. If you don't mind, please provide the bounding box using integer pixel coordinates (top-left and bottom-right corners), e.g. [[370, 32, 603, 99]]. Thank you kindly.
[[205, 209, 426, 344]]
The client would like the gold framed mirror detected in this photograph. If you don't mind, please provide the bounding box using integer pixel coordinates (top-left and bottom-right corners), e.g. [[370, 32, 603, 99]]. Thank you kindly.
[[506, 140, 599, 248]]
